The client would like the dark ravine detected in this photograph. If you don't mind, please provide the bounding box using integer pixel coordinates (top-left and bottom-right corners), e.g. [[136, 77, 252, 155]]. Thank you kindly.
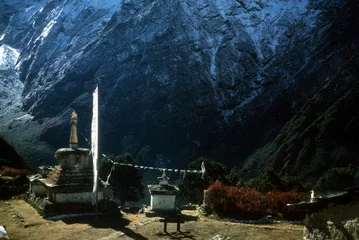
[[0, 0, 358, 184]]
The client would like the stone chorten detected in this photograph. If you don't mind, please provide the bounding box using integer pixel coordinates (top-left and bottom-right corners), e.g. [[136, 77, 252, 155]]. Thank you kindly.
[[27, 111, 103, 216], [147, 171, 179, 212]]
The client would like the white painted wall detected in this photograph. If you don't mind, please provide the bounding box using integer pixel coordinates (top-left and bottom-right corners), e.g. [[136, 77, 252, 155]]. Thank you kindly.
[[150, 194, 176, 211]]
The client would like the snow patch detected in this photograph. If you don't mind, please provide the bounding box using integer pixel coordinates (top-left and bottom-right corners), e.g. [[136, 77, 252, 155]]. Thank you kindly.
[[13, 114, 34, 122], [0, 45, 20, 70], [41, 19, 57, 39], [0, 44, 23, 113], [37, 5, 64, 42], [240, 0, 315, 59]]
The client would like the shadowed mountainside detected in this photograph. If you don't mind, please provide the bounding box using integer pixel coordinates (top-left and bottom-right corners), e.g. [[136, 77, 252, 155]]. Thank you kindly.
[[238, 54, 359, 185], [0, 136, 30, 170]]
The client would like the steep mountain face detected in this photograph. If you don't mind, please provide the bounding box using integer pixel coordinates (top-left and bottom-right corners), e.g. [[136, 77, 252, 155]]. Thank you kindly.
[[238, 55, 359, 183], [0, 0, 358, 170], [237, 1, 359, 184]]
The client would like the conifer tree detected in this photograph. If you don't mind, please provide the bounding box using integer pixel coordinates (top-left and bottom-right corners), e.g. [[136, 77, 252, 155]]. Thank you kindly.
[[100, 153, 144, 206], [179, 157, 228, 204]]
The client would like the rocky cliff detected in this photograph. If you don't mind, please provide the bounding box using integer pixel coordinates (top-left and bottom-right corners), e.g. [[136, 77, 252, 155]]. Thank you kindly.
[[0, 0, 358, 173]]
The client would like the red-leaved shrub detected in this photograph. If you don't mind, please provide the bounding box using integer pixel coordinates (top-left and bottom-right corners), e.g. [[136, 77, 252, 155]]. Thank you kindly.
[[0, 166, 33, 177], [205, 182, 306, 219]]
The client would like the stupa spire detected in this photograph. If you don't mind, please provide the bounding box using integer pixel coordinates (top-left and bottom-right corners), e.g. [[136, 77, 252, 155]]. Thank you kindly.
[[69, 111, 78, 149]]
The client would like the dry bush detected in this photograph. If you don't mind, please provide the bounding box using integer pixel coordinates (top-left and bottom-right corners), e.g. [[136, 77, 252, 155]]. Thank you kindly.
[[0, 166, 33, 177], [205, 182, 306, 219]]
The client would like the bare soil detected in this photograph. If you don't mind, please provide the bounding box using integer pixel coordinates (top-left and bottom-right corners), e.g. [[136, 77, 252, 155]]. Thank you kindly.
[[0, 199, 304, 240]]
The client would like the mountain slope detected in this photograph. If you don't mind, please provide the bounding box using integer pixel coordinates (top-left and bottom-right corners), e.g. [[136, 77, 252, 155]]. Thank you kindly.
[[0, 0, 358, 171], [238, 54, 359, 183]]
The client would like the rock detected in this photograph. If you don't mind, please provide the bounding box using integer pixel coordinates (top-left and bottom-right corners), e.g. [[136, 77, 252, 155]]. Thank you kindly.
[[343, 218, 359, 239], [304, 200, 359, 240], [0, 226, 9, 239], [211, 235, 231, 240]]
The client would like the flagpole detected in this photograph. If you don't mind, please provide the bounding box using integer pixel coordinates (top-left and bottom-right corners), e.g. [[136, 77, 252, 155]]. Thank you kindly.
[[96, 170, 98, 217], [91, 85, 99, 217], [95, 85, 99, 217]]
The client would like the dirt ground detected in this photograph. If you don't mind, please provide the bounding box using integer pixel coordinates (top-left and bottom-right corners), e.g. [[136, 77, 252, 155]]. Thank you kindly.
[[0, 199, 304, 240]]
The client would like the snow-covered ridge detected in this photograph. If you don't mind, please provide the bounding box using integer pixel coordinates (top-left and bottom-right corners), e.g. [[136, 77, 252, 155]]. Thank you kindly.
[[0, 44, 23, 114]]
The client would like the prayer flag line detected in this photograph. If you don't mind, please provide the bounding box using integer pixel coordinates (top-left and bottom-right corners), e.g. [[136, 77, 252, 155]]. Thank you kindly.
[[102, 153, 205, 174]]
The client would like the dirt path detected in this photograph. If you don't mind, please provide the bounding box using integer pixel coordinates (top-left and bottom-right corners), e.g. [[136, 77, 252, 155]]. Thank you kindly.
[[0, 200, 304, 240], [131, 218, 303, 240]]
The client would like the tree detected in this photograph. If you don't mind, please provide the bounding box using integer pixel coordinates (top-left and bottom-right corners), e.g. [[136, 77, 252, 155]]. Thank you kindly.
[[99, 153, 144, 206], [246, 168, 284, 193], [178, 157, 228, 204], [314, 166, 357, 191], [246, 168, 306, 193]]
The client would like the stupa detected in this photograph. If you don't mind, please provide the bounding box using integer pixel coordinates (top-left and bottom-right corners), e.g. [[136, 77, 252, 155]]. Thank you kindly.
[[26, 111, 104, 216], [147, 171, 179, 215]]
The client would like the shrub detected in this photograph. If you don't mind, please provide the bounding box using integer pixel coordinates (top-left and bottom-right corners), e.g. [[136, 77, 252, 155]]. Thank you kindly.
[[281, 175, 307, 192], [246, 168, 283, 193], [204, 182, 306, 220], [0, 166, 33, 177], [246, 169, 307, 193], [266, 189, 307, 219]]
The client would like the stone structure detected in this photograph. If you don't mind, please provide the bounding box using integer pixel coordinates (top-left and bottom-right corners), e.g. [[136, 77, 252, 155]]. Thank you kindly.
[[147, 171, 179, 212], [26, 111, 105, 216], [287, 187, 359, 240]]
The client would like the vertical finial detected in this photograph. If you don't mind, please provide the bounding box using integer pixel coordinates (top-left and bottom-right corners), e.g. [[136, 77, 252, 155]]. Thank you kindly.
[[69, 111, 78, 149], [310, 190, 315, 199], [310, 190, 318, 203], [158, 170, 169, 185]]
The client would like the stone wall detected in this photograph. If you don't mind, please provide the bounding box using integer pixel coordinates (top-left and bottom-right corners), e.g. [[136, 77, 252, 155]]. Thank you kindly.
[[52, 192, 103, 203], [25, 192, 116, 217], [304, 200, 359, 240]]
